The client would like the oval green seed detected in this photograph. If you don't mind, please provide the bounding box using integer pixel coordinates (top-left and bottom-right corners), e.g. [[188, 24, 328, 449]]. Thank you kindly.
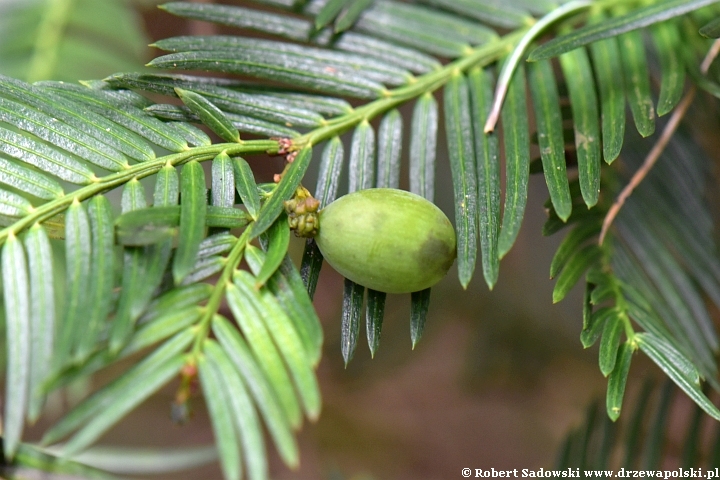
[[315, 188, 456, 294]]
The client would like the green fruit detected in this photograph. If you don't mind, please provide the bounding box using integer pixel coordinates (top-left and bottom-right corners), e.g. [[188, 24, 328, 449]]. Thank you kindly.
[[315, 188, 456, 294]]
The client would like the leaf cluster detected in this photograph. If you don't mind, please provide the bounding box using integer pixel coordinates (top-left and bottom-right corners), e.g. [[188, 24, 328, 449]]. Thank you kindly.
[[1, 0, 720, 478], [546, 126, 720, 424]]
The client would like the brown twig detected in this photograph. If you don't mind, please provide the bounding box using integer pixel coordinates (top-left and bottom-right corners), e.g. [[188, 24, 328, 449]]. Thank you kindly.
[[598, 39, 720, 245], [701, 38, 720, 74], [598, 87, 695, 244]]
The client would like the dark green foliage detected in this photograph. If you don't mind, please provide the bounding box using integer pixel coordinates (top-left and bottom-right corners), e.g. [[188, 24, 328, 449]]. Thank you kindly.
[[2, 0, 720, 478], [558, 381, 720, 469], [549, 129, 720, 430]]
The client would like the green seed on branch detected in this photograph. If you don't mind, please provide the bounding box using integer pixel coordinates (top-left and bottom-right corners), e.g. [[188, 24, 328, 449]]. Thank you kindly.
[[315, 188, 456, 294]]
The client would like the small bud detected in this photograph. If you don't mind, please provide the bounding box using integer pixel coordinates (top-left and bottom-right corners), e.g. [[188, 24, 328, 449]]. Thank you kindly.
[[284, 185, 320, 238]]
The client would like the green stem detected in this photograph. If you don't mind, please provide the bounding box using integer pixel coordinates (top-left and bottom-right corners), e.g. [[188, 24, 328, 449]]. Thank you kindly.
[[615, 289, 636, 342], [190, 227, 252, 357], [0, 140, 277, 242], [295, 29, 528, 149], [602, 247, 637, 342]]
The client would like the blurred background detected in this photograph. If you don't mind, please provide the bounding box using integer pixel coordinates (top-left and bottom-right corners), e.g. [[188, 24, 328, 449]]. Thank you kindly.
[[0, 0, 702, 478]]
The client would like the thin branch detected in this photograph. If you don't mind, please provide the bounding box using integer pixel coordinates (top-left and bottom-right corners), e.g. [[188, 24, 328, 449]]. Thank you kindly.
[[599, 38, 720, 245], [0, 139, 278, 244], [297, 30, 526, 148], [598, 87, 695, 244], [701, 38, 720, 73]]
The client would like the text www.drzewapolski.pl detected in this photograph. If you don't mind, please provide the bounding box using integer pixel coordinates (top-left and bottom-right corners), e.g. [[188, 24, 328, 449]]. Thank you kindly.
[[461, 468, 719, 478]]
